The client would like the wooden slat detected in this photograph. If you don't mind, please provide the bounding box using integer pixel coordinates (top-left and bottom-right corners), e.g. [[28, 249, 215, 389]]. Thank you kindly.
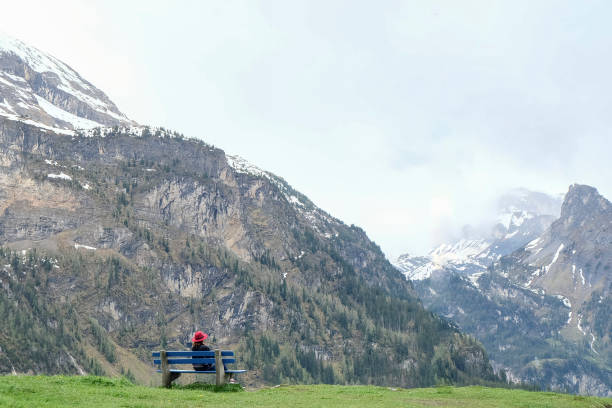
[[153, 358, 236, 365], [152, 351, 215, 357], [153, 350, 234, 357], [155, 369, 247, 374], [154, 358, 214, 365]]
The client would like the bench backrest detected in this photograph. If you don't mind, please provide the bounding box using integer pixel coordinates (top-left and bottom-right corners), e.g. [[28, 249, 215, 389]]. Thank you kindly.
[[152, 350, 236, 366]]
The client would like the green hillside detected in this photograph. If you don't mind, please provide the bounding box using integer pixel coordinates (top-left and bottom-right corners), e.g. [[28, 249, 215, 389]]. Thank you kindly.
[[0, 123, 501, 388], [1, 376, 610, 408]]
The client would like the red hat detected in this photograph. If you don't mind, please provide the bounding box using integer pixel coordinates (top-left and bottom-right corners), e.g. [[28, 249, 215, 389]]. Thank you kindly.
[[191, 331, 208, 342]]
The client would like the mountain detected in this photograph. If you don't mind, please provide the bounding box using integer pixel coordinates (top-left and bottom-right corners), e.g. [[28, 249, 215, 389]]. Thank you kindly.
[[502, 185, 611, 356], [506, 184, 611, 310], [394, 188, 562, 281], [396, 186, 611, 396], [0, 34, 502, 388], [0, 32, 133, 132]]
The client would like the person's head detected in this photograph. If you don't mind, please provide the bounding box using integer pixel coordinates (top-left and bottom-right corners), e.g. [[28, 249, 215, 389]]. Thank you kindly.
[[191, 331, 208, 345]]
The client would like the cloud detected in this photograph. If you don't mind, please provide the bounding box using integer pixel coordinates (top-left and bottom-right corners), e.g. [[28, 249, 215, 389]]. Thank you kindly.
[[2, 0, 611, 259]]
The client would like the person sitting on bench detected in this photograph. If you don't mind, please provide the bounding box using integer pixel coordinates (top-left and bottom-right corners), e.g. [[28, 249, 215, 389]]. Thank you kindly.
[[191, 330, 236, 383], [191, 331, 214, 371]]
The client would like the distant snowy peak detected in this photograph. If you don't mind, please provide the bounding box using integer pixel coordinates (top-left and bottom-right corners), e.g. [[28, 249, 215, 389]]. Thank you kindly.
[[496, 208, 535, 231], [392, 254, 431, 279], [395, 189, 562, 281], [495, 189, 562, 229], [0, 32, 133, 133], [429, 238, 490, 263], [394, 239, 492, 281]]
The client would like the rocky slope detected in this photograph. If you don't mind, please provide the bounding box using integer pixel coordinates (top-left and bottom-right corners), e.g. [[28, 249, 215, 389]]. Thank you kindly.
[[0, 35, 502, 388], [0, 32, 133, 132], [396, 186, 611, 396]]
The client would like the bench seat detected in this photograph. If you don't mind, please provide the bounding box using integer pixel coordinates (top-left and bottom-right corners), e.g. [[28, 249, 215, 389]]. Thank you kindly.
[[155, 369, 247, 374]]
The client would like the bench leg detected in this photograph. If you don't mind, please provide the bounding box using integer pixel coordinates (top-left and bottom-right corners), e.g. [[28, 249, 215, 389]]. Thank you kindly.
[[161, 350, 172, 388], [215, 349, 225, 386]]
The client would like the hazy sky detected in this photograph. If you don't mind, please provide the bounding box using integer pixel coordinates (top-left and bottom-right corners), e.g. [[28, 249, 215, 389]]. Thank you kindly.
[[2, 1, 611, 258]]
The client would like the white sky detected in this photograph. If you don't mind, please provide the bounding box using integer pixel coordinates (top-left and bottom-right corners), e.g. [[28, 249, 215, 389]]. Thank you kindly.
[[2, 1, 611, 258]]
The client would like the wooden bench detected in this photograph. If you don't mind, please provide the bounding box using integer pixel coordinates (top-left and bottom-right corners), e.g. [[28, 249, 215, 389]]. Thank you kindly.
[[152, 349, 247, 387]]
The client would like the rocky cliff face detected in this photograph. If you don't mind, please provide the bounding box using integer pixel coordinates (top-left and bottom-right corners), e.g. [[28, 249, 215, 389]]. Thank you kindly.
[[506, 184, 611, 357], [399, 186, 611, 396]]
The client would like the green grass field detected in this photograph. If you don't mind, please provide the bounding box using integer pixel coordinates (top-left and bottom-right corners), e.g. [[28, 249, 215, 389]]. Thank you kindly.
[[0, 376, 610, 408]]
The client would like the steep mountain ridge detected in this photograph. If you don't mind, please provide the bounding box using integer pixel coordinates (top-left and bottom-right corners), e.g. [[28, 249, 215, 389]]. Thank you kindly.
[[506, 184, 611, 350], [0, 32, 133, 132]]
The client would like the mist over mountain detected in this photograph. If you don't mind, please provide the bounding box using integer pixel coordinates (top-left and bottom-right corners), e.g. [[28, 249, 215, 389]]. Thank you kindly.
[[395, 186, 611, 396], [394, 188, 562, 281]]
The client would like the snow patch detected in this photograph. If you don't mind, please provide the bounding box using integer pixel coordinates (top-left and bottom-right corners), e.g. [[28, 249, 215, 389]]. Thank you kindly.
[[48, 172, 72, 181], [577, 316, 586, 336], [554, 294, 571, 308], [288, 195, 304, 207], [0, 113, 75, 135], [34, 95, 100, 129], [590, 333, 599, 354], [74, 243, 96, 251], [227, 154, 269, 178], [525, 237, 540, 250], [504, 230, 519, 239], [544, 244, 564, 274], [67, 352, 86, 375], [468, 271, 485, 288]]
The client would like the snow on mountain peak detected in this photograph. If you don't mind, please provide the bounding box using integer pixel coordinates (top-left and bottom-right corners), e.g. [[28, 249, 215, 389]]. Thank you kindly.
[[395, 189, 562, 281], [429, 238, 490, 262], [226, 154, 270, 179], [0, 32, 89, 90], [0, 31, 133, 133]]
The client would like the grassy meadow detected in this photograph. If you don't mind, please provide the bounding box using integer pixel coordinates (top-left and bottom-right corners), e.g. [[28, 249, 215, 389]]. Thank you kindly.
[[0, 375, 610, 408]]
